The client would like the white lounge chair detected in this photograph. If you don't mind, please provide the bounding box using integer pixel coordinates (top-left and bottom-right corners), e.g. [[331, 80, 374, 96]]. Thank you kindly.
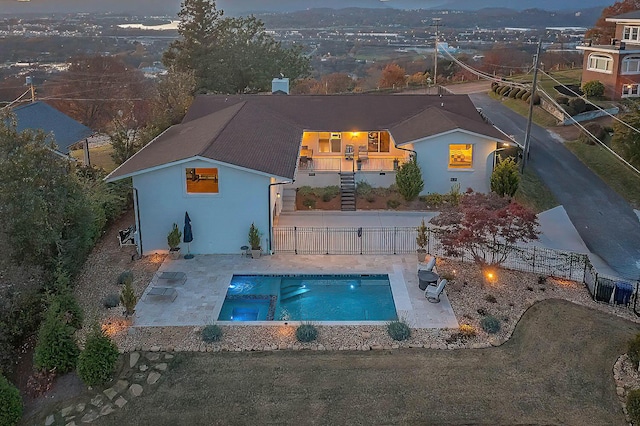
[[425, 279, 448, 303], [418, 255, 436, 272]]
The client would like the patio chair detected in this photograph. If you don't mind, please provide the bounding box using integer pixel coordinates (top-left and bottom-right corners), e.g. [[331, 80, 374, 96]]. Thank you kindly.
[[425, 279, 448, 303], [118, 225, 136, 247], [418, 255, 436, 272], [345, 144, 354, 161], [358, 145, 368, 161]]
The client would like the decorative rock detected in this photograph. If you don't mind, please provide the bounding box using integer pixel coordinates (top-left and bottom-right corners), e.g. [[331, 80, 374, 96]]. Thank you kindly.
[[489, 338, 501, 347], [65, 422, 77, 426], [278, 344, 287, 350], [391, 344, 400, 349], [150, 346, 161, 352], [133, 373, 146, 381], [147, 371, 161, 385], [114, 396, 128, 408], [371, 345, 383, 350], [75, 403, 86, 413], [318, 344, 325, 351], [61, 405, 74, 417], [361, 332, 371, 339], [90, 395, 105, 408], [139, 364, 149, 372], [146, 352, 161, 361], [129, 352, 140, 367], [45, 414, 55, 426], [617, 387, 626, 396], [471, 343, 484, 349], [129, 384, 143, 397], [114, 380, 129, 393], [409, 344, 423, 348], [155, 362, 168, 371], [164, 354, 174, 360], [103, 388, 118, 401], [100, 404, 115, 416], [81, 410, 100, 423]]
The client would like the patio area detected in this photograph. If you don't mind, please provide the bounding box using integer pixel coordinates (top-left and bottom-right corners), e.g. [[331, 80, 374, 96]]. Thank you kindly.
[[133, 254, 458, 329]]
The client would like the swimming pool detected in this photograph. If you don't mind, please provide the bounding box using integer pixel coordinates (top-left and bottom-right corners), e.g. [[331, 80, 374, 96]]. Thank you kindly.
[[217, 274, 397, 322]]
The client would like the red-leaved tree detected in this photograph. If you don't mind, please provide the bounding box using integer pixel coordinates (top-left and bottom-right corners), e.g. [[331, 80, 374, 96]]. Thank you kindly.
[[429, 192, 539, 267], [586, 0, 640, 44]]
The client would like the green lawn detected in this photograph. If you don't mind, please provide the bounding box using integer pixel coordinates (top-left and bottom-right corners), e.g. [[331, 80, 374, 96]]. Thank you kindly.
[[73, 300, 636, 425], [514, 167, 559, 213], [70, 144, 117, 173], [565, 140, 640, 209], [488, 91, 558, 128], [511, 68, 583, 96]]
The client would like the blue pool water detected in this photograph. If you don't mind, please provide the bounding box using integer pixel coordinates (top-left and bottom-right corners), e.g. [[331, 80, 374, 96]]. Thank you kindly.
[[217, 274, 397, 322]]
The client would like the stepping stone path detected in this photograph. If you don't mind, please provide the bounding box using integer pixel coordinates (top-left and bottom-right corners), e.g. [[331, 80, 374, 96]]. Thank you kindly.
[[41, 351, 174, 425]]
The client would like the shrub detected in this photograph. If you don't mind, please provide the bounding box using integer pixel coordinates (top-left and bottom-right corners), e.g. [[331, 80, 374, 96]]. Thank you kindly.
[[387, 320, 411, 341], [515, 89, 526, 99], [356, 181, 373, 197], [562, 105, 577, 116], [440, 271, 455, 282], [579, 122, 606, 145], [117, 270, 133, 286], [421, 193, 444, 207], [568, 97, 586, 114], [0, 375, 22, 426], [490, 156, 520, 197], [629, 390, 640, 425], [508, 88, 518, 98], [366, 194, 376, 203], [167, 223, 182, 250], [297, 186, 314, 197], [459, 324, 477, 338], [491, 81, 499, 91], [528, 94, 540, 105], [484, 294, 497, 303], [555, 95, 569, 105], [321, 186, 340, 202], [77, 325, 119, 386], [447, 183, 462, 206], [582, 80, 605, 97], [33, 302, 80, 373], [49, 291, 83, 330], [295, 323, 318, 343], [537, 275, 547, 284], [480, 315, 501, 334], [522, 92, 531, 102], [628, 334, 640, 368], [201, 324, 222, 343], [103, 294, 120, 309], [498, 86, 510, 96], [395, 157, 423, 201], [387, 199, 401, 209], [302, 198, 316, 209], [120, 280, 137, 318]]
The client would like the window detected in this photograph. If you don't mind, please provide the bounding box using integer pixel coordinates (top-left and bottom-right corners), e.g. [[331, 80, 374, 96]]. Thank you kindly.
[[318, 132, 341, 153], [622, 56, 640, 74], [587, 53, 613, 74], [622, 84, 640, 97], [186, 168, 218, 193], [367, 131, 390, 152], [623, 26, 640, 42], [449, 144, 473, 169]]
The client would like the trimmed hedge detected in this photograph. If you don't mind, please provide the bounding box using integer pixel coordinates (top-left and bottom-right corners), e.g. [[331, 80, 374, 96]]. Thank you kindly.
[[0, 375, 22, 426], [77, 325, 119, 386]]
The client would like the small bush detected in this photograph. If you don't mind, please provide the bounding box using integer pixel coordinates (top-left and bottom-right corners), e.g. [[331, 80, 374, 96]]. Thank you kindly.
[[498, 86, 510, 96], [582, 80, 605, 97], [297, 186, 314, 197], [77, 325, 119, 387], [508, 88, 518, 98], [555, 95, 569, 105], [50, 291, 84, 330], [366, 194, 376, 203], [117, 270, 133, 286], [477, 307, 487, 316], [568, 97, 586, 114], [515, 89, 526, 99], [484, 294, 497, 303], [387, 199, 401, 209], [522, 92, 531, 102], [628, 334, 640, 368], [528, 94, 540, 105], [302, 198, 316, 209], [537, 275, 547, 285], [356, 181, 373, 197], [120, 280, 137, 318], [480, 315, 501, 334], [0, 375, 22, 426], [296, 323, 319, 342], [421, 193, 444, 207], [579, 122, 606, 145], [387, 320, 411, 341], [562, 105, 577, 116], [321, 186, 340, 202], [491, 81, 499, 91], [103, 294, 120, 309], [459, 324, 477, 338], [440, 271, 455, 282], [202, 324, 223, 343], [33, 302, 80, 373], [628, 389, 640, 425]]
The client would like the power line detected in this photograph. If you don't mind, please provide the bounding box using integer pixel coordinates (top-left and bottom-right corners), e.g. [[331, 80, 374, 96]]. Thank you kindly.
[[0, 89, 31, 110]]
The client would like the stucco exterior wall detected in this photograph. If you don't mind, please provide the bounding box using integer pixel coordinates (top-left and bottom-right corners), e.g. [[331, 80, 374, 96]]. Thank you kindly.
[[133, 159, 271, 255], [412, 131, 496, 195]]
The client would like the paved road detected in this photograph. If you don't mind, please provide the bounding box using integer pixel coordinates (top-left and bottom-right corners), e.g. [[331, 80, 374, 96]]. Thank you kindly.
[[469, 92, 640, 280]]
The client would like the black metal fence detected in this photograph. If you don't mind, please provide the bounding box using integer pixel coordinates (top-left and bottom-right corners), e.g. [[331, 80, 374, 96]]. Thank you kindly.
[[273, 226, 639, 312]]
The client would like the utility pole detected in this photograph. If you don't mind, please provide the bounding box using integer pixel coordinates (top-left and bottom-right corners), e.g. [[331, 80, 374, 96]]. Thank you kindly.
[[432, 18, 442, 89], [521, 39, 542, 173], [26, 75, 35, 102]]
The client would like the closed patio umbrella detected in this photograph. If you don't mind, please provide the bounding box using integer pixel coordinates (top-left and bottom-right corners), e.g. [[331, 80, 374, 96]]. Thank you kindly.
[[183, 211, 194, 259]]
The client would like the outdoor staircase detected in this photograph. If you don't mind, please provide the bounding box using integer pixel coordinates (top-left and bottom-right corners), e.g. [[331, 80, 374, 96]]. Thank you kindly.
[[281, 187, 296, 212], [340, 172, 356, 211]]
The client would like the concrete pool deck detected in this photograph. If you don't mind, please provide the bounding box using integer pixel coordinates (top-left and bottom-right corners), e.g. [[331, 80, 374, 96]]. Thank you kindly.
[[133, 254, 459, 329]]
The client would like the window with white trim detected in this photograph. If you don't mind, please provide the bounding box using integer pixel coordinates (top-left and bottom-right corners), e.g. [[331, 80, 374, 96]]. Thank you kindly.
[[587, 53, 613, 74], [449, 144, 473, 169], [622, 56, 640, 74], [622, 84, 640, 98], [186, 168, 218, 193], [623, 26, 640, 42]]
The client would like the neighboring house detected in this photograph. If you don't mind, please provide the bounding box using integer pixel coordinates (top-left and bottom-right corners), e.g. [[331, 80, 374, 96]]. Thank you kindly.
[[105, 91, 509, 256], [577, 10, 640, 100], [10, 101, 94, 155]]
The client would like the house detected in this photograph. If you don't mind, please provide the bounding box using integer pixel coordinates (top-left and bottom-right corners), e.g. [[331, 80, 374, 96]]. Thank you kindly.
[[105, 92, 510, 256], [10, 101, 94, 155], [577, 10, 640, 99]]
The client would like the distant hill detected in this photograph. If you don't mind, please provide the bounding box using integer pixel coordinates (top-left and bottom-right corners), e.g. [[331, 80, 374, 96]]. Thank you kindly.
[[0, 0, 612, 15]]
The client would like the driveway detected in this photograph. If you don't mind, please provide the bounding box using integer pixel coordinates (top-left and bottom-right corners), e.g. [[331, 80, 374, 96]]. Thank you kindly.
[[469, 92, 640, 280]]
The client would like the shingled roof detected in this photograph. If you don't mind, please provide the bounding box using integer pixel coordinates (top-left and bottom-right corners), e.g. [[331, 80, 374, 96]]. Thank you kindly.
[[107, 94, 506, 181], [11, 101, 94, 153]]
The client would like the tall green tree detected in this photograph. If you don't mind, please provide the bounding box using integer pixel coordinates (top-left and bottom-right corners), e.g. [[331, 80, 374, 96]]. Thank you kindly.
[[490, 155, 520, 197], [395, 156, 424, 201], [612, 107, 640, 169], [163, 0, 310, 93]]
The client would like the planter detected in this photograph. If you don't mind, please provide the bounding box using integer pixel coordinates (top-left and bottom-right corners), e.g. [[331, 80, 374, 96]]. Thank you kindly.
[[416, 249, 427, 263], [169, 248, 181, 260], [251, 249, 261, 259]]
